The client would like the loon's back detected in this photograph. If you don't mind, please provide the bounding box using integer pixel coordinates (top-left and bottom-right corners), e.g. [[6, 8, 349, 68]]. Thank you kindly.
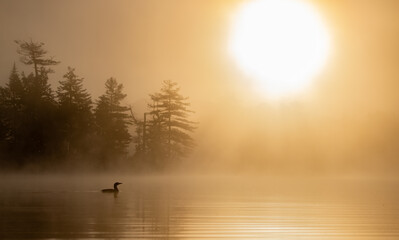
[[102, 188, 118, 193]]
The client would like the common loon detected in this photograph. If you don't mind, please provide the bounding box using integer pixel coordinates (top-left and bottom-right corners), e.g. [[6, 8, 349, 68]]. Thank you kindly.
[[102, 182, 122, 193]]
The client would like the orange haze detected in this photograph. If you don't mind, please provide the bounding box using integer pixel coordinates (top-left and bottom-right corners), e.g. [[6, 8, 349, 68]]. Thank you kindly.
[[1, 0, 399, 175]]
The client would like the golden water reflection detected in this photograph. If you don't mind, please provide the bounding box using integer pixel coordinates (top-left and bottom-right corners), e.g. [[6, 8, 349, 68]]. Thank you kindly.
[[0, 176, 398, 239]]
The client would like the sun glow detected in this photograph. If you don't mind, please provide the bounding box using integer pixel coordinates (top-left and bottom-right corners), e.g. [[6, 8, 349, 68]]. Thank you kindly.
[[230, 0, 330, 99]]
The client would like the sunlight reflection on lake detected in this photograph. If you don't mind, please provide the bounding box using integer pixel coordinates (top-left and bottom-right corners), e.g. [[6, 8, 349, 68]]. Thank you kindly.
[[0, 175, 398, 239]]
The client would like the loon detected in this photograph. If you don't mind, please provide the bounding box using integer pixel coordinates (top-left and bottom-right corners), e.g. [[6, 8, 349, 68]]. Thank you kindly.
[[102, 182, 122, 193]]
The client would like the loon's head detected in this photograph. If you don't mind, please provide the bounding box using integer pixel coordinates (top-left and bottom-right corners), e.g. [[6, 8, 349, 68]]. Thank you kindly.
[[114, 182, 122, 189]]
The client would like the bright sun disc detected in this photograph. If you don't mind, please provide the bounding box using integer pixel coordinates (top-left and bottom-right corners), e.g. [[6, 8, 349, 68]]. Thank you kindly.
[[230, 0, 330, 99]]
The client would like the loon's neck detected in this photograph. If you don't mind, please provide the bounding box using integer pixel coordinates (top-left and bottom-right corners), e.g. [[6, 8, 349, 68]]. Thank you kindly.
[[113, 184, 119, 191]]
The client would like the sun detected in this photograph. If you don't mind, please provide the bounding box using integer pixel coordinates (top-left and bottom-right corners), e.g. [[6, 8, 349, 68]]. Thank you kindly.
[[230, 0, 330, 99]]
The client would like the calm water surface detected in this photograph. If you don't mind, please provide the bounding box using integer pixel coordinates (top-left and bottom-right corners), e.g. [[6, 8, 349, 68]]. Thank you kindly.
[[0, 175, 398, 239]]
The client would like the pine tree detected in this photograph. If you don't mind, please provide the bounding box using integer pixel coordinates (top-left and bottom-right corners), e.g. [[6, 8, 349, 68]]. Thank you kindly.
[[19, 72, 58, 156], [2, 64, 24, 148], [0, 63, 58, 160], [0, 65, 27, 161], [15, 40, 59, 77], [95, 78, 131, 162], [57, 67, 93, 156], [7, 63, 24, 104], [13, 40, 60, 158], [146, 80, 196, 164]]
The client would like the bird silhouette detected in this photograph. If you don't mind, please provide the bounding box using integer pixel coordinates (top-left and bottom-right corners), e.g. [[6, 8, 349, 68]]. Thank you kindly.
[[102, 182, 122, 193]]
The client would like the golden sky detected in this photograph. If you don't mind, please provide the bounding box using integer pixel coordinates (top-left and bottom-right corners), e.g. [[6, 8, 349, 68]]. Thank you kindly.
[[1, 0, 399, 175]]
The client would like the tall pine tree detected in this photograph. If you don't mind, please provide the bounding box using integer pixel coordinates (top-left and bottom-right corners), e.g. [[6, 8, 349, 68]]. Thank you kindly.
[[14, 40, 60, 159], [95, 78, 131, 162], [0, 64, 23, 158], [15, 40, 59, 77], [19, 72, 59, 157], [1, 64, 24, 154], [57, 67, 93, 156], [146, 80, 196, 166]]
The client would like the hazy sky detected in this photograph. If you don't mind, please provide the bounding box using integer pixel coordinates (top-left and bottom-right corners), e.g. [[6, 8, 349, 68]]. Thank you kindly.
[[0, 0, 241, 103], [1, 0, 399, 174]]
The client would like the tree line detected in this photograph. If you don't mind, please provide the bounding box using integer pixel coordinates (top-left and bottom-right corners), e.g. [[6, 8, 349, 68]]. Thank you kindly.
[[0, 40, 196, 170]]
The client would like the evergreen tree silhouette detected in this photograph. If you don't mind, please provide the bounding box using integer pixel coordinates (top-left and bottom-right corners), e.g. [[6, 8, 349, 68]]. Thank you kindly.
[[146, 80, 196, 166], [95, 78, 131, 163], [57, 67, 93, 156]]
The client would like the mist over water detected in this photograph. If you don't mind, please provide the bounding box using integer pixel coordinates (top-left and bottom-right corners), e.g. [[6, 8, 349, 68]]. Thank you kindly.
[[1, 174, 398, 239], [1, 0, 399, 238]]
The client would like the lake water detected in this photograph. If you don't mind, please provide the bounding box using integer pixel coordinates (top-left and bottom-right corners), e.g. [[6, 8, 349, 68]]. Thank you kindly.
[[0, 175, 398, 239]]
